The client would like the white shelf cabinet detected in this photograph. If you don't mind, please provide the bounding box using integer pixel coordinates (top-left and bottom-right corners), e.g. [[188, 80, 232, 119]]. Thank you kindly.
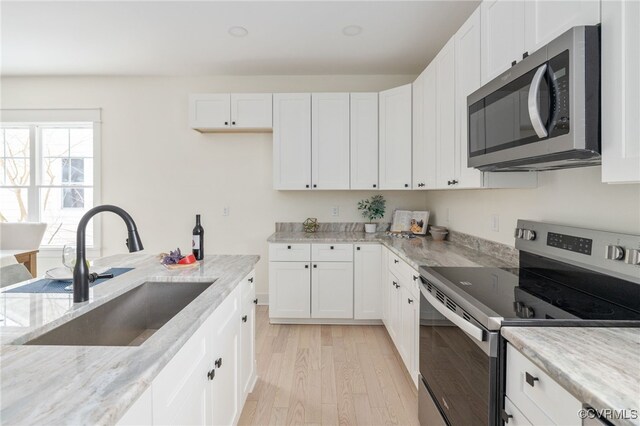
[[602, 0, 640, 184], [350, 93, 379, 190], [312, 93, 350, 189], [189, 93, 272, 132], [311, 261, 354, 319], [273, 93, 312, 190], [379, 84, 413, 189], [353, 244, 383, 320]]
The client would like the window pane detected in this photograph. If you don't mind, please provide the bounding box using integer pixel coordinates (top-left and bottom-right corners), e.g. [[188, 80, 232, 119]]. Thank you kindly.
[[41, 128, 69, 157], [4, 128, 30, 157], [0, 188, 28, 222], [40, 187, 94, 246], [1, 158, 30, 186], [70, 128, 93, 156], [1, 127, 31, 187]]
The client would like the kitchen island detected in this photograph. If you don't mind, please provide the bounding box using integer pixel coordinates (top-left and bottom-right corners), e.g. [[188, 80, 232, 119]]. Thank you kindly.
[[0, 253, 259, 425]]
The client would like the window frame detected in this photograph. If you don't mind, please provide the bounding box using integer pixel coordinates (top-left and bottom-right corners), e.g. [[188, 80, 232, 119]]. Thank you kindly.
[[0, 111, 101, 258]]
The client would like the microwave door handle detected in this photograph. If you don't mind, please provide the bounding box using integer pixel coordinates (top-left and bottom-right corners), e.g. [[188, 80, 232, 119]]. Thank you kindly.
[[421, 286, 485, 342], [528, 64, 549, 138]]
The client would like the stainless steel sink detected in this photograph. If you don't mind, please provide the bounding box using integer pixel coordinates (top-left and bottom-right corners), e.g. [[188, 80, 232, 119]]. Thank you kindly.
[[24, 281, 215, 347]]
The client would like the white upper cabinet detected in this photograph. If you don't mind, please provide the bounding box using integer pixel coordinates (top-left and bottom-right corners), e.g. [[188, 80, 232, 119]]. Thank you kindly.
[[379, 84, 413, 189], [312, 93, 350, 189], [481, 0, 525, 84], [412, 63, 437, 189], [230, 93, 273, 130], [524, 1, 600, 55], [190, 93, 272, 132], [602, 0, 640, 183], [350, 93, 379, 190], [189, 93, 231, 131], [454, 7, 485, 188], [436, 39, 457, 189], [273, 93, 312, 190]]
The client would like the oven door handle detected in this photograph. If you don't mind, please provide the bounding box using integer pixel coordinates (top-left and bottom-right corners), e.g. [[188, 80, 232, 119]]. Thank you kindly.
[[421, 286, 485, 342], [528, 63, 549, 139]]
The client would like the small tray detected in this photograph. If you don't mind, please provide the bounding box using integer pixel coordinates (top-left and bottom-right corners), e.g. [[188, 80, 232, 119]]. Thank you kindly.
[[162, 261, 201, 270]]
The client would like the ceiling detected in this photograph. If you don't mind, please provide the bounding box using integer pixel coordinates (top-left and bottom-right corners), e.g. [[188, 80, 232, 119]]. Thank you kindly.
[[1, 1, 480, 77]]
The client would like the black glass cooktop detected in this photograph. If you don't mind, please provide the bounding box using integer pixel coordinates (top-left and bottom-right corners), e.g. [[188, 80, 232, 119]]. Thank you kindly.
[[422, 252, 640, 323]]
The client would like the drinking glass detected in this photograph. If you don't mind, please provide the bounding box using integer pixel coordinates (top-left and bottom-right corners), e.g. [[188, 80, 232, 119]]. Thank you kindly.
[[62, 244, 76, 272]]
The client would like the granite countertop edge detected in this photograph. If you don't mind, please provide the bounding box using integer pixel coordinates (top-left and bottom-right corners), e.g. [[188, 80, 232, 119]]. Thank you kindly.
[[502, 327, 640, 426], [0, 253, 260, 425]]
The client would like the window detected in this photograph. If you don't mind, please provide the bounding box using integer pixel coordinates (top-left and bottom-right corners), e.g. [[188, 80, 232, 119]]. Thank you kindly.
[[0, 123, 97, 247]]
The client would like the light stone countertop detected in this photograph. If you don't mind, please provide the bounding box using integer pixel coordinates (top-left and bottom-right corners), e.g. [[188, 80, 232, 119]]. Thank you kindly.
[[0, 252, 259, 425], [502, 327, 640, 426], [267, 231, 517, 268]]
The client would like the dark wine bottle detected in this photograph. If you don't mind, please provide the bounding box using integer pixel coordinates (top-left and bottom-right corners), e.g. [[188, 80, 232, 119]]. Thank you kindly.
[[192, 214, 204, 260]]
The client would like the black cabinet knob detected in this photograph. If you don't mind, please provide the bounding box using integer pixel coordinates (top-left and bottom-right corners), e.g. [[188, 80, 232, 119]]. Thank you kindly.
[[306, 184, 310, 188], [501, 410, 513, 424], [413, 275, 418, 281], [511, 60, 517, 66], [248, 277, 254, 283], [232, 121, 236, 125], [313, 264, 317, 268], [356, 247, 361, 250], [305, 264, 309, 269], [525, 372, 539, 387], [408, 298, 413, 304], [242, 315, 248, 323], [313, 184, 317, 188], [404, 184, 409, 188], [224, 121, 229, 125], [394, 259, 399, 264], [287, 245, 291, 249], [330, 246, 334, 250], [452, 179, 458, 185], [522, 51, 529, 59], [253, 298, 258, 304], [215, 358, 222, 368], [373, 184, 377, 188], [207, 369, 215, 380]]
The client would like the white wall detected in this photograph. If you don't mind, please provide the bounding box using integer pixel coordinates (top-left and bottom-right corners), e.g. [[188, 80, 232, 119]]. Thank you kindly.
[[426, 167, 640, 245], [1, 75, 426, 297]]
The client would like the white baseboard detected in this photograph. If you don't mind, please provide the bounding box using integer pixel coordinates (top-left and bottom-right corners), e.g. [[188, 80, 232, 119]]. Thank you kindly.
[[269, 318, 383, 325], [256, 292, 269, 305]]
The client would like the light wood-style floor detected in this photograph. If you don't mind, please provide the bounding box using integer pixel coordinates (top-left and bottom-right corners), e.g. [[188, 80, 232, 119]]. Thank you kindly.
[[239, 306, 419, 426]]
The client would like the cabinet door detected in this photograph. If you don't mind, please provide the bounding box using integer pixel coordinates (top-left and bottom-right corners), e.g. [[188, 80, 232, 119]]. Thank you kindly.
[[350, 93, 379, 190], [379, 84, 412, 189], [240, 302, 256, 399], [117, 387, 152, 426], [524, 1, 600, 55], [602, 0, 640, 184], [189, 94, 231, 131], [269, 261, 311, 318], [153, 320, 211, 425], [231, 93, 273, 130], [312, 93, 350, 189], [381, 246, 389, 324], [412, 64, 437, 190], [481, 0, 525, 84], [311, 262, 354, 319], [208, 288, 241, 426], [354, 244, 382, 320], [387, 273, 402, 345], [400, 285, 419, 386], [436, 39, 456, 189], [454, 6, 484, 189], [273, 93, 312, 190]]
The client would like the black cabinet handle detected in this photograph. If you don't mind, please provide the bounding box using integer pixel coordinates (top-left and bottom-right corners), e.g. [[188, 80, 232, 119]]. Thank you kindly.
[[408, 298, 413, 304], [207, 369, 215, 380], [356, 247, 361, 250], [394, 259, 399, 264], [253, 298, 258, 304], [501, 410, 513, 424], [373, 184, 377, 188], [525, 372, 539, 387], [413, 275, 418, 281], [452, 179, 458, 185], [215, 358, 222, 368], [248, 277, 254, 283], [330, 246, 334, 250], [522, 51, 529, 59], [242, 315, 248, 323], [287, 245, 291, 249], [511, 60, 517, 66]]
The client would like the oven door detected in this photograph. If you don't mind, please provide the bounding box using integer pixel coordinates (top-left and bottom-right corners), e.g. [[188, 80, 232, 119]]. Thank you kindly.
[[419, 281, 499, 426]]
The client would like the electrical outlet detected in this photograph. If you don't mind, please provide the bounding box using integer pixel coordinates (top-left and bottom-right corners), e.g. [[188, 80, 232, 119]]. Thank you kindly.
[[223, 206, 230, 216], [331, 206, 339, 217], [491, 214, 499, 232]]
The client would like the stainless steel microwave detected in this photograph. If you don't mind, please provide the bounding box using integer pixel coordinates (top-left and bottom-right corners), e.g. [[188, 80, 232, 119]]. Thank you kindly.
[[467, 26, 600, 172]]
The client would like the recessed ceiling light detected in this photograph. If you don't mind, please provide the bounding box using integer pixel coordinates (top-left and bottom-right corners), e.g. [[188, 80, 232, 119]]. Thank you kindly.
[[342, 25, 363, 37], [228, 26, 248, 37]]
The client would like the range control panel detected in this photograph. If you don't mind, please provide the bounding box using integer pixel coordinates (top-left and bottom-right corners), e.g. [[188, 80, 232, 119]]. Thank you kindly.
[[515, 220, 640, 283], [547, 232, 592, 255]]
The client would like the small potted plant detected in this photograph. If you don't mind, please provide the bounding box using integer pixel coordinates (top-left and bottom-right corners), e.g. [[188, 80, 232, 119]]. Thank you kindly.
[[358, 195, 386, 233]]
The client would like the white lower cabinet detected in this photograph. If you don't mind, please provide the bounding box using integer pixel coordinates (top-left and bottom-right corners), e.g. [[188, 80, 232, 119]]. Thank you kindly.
[[354, 244, 383, 320], [505, 343, 581, 426], [269, 261, 311, 318], [387, 272, 402, 343], [118, 271, 257, 426], [311, 261, 354, 319], [399, 284, 419, 387]]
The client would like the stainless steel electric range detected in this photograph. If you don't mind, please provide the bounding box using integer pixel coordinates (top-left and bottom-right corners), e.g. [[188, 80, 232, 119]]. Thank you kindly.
[[418, 220, 640, 426]]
